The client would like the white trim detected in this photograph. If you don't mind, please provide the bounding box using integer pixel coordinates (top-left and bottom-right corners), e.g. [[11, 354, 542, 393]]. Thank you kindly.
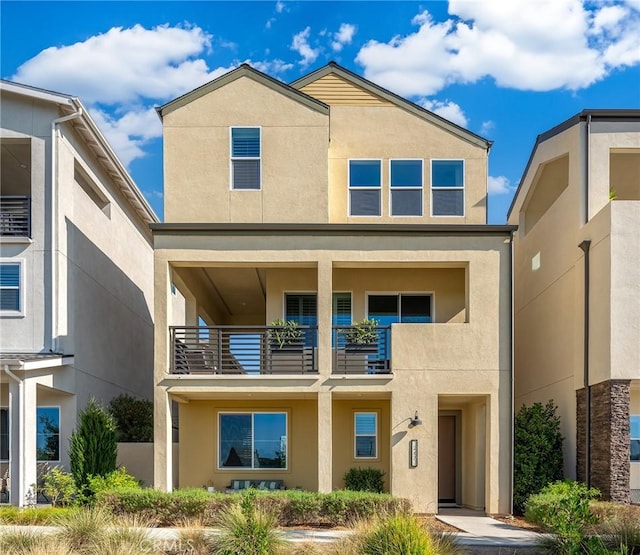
[[354, 411, 378, 460], [229, 126, 262, 191], [365, 291, 435, 323], [0, 258, 26, 317], [36, 405, 61, 464], [430, 159, 465, 218], [348, 159, 382, 217], [217, 410, 288, 471], [389, 159, 423, 217]]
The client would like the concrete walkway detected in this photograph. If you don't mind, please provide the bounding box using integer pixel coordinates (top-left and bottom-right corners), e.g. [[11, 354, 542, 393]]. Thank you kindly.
[[436, 508, 543, 550]]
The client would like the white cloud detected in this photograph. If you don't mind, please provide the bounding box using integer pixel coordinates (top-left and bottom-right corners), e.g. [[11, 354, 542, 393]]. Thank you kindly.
[[417, 99, 468, 128], [356, 0, 640, 96], [331, 23, 356, 52], [249, 59, 294, 75], [275, 1, 285, 14], [488, 175, 513, 195], [480, 120, 495, 135], [291, 27, 320, 66]]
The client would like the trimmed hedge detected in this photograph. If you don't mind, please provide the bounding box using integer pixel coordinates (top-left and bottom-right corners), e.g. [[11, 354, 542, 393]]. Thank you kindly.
[[96, 488, 411, 527]]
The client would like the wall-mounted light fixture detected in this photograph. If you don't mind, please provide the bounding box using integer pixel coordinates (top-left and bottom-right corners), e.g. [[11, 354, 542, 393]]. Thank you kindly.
[[410, 411, 422, 426]]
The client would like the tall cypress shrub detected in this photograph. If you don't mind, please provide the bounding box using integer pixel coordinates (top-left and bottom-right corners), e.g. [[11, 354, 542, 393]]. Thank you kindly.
[[513, 400, 564, 514], [69, 398, 118, 494]]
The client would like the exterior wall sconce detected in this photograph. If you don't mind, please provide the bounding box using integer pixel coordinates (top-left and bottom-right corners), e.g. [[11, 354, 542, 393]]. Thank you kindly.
[[410, 411, 422, 426]]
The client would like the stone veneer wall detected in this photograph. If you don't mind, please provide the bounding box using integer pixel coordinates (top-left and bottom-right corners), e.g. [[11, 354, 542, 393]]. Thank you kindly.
[[576, 380, 630, 503]]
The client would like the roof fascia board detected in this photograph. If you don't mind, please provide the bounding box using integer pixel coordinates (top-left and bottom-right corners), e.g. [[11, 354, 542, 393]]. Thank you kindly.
[[158, 64, 329, 118], [290, 63, 491, 150], [0, 80, 74, 106]]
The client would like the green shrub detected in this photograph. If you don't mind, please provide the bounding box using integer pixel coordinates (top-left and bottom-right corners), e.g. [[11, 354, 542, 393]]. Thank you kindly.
[[344, 467, 385, 493], [0, 505, 77, 525], [42, 467, 78, 507], [88, 467, 140, 496], [514, 400, 564, 514], [70, 398, 118, 497], [214, 490, 284, 555], [360, 514, 435, 555], [108, 394, 153, 442]]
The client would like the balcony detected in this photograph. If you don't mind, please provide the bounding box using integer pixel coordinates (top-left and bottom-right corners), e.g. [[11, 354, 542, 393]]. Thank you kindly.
[[0, 196, 30, 237], [332, 326, 391, 375], [170, 325, 318, 375]]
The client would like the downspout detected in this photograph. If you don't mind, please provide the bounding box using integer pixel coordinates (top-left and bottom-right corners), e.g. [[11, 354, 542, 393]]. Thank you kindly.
[[3, 365, 23, 506], [579, 240, 591, 488], [50, 104, 82, 352], [509, 230, 515, 515]]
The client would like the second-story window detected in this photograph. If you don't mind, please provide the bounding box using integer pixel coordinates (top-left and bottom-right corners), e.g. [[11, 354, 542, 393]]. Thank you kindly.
[[0, 260, 24, 316], [349, 160, 381, 216], [231, 127, 261, 190], [390, 159, 423, 216], [431, 160, 464, 216]]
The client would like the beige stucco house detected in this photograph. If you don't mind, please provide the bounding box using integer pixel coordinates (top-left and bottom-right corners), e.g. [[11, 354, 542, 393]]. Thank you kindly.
[[153, 63, 515, 514], [0, 81, 157, 505], [508, 110, 640, 503]]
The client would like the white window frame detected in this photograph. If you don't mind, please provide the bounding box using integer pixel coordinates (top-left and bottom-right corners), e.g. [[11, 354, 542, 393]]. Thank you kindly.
[[389, 159, 423, 217], [0, 407, 8, 462], [229, 126, 262, 191], [348, 159, 382, 217], [0, 258, 26, 317], [366, 291, 436, 323], [36, 405, 61, 463], [354, 411, 378, 460], [430, 159, 465, 218], [217, 411, 288, 471]]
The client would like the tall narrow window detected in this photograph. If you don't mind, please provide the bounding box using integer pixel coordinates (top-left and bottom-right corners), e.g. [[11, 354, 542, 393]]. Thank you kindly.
[[349, 160, 381, 216], [431, 160, 464, 216], [231, 127, 261, 190], [631, 415, 640, 461], [0, 260, 23, 315], [332, 293, 352, 326], [36, 407, 60, 462], [355, 412, 377, 458], [391, 160, 423, 216], [0, 408, 8, 461]]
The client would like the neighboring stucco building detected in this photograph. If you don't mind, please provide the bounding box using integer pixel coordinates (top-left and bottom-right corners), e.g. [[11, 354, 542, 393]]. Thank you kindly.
[[153, 63, 515, 514], [508, 110, 640, 503], [0, 81, 157, 505]]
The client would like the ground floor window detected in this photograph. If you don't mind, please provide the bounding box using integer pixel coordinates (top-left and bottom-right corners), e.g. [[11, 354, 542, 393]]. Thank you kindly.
[[219, 412, 287, 469], [354, 412, 377, 459], [37, 407, 60, 462], [631, 415, 640, 461], [0, 408, 8, 461]]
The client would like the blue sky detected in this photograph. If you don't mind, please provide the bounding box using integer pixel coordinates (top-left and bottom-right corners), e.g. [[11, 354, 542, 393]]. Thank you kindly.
[[2, 1, 639, 223]]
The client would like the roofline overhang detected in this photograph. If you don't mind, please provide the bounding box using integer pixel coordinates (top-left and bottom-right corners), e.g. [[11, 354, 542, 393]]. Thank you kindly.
[[290, 62, 493, 151], [0, 355, 75, 371], [151, 222, 517, 236], [506, 108, 640, 220], [156, 64, 329, 119]]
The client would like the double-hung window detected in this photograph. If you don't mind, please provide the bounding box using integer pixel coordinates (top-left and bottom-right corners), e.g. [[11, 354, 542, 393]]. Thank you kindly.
[[219, 412, 287, 469], [355, 412, 377, 458], [231, 127, 261, 190], [0, 260, 24, 316], [349, 160, 381, 216], [390, 160, 423, 216], [431, 160, 464, 216], [36, 407, 60, 462], [631, 415, 640, 462]]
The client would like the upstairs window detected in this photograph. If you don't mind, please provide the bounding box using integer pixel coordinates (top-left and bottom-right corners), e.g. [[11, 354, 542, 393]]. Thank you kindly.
[[390, 160, 423, 216], [368, 294, 432, 324], [231, 127, 261, 190], [349, 160, 381, 216], [431, 160, 464, 216], [0, 260, 24, 316]]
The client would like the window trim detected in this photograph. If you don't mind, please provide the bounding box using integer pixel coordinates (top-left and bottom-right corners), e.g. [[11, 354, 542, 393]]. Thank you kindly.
[[366, 291, 436, 323], [0, 407, 8, 462], [36, 405, 60, 463], [217, 410, 288, 471], [0, 258, 26, 317], [229, 126, 262, 191], [631, 415, 640, 463], [354, 411, 378, 460], [430, 159, 465, 218], [389, 159, 423, 217], [348, 159, 382, 217]]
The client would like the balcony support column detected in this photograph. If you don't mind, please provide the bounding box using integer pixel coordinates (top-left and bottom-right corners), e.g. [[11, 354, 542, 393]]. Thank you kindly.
[[317, 390, 333, 492], [317, 258, 332, 376]]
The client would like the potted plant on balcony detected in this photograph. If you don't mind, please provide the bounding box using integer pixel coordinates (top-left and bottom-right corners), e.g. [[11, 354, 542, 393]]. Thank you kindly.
[[342, 318, 379, 354], [268, 319, 304, 351]]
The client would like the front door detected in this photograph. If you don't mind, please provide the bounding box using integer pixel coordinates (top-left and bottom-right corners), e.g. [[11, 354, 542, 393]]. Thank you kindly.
[[438, 414, 457, 504]]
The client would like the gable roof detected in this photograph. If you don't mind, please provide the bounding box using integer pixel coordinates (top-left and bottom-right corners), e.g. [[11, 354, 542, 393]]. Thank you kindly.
[[156, 64, 329, 118], [291, 62, 492, 150], [1, 79, 158, 227]]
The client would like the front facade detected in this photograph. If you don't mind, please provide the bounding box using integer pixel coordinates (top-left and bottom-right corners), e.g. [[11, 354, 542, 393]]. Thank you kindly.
[[154, 64, 514, 513], [0, 81, 157, 505], [509, 110, 640, 503]]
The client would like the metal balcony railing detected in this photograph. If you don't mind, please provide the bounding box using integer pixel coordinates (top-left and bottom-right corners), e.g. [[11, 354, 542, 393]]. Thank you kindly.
[[0, 196, 31, 237], [332, 326, 391, 374], [170, 325, 318, 375]]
